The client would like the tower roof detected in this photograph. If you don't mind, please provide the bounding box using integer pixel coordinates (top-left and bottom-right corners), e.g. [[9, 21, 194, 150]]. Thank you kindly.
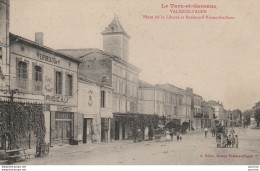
[[102, 15, 130, 39]]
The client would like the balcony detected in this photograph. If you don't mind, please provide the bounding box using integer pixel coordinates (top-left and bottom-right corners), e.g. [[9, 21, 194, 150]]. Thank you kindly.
[[11, 77, 43, 94], [194, 112, 203, 118]]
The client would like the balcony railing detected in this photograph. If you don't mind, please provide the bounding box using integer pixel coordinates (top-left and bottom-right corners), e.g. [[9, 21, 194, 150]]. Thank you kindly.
[[11, 77, 43, 94]]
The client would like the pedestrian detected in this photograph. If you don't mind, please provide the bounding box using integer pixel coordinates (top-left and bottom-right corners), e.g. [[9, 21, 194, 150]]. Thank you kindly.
[[216, 133, 221, 148], [213, 128, 216, 137], [230, 128, 235, 135], [176, 131, 180, 142], [204, 127, 208, 137], [235, 135, 239, 148], [227, 135, 232, 148], [211, 128, 214, 137], [170, 128, 174, 141], [179, 133, 182, 141], [231, 134, 235, 148]]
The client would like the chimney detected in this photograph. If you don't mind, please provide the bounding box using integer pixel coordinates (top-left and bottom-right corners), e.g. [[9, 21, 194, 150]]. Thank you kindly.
[[35, 32, 43, 45], [186, 87, 193, 94]]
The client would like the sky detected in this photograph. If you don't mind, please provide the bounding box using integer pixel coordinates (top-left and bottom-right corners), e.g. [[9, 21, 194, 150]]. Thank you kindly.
[[9, 0, 260, 111]]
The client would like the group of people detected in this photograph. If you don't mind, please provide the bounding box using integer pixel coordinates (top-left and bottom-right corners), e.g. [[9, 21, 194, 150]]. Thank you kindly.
[[204, 126, 239, 148], [216, 128, 239, 148], [165, 128, 182, 142]]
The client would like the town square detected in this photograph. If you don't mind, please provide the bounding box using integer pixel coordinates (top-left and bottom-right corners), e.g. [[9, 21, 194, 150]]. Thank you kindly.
[[0, 0, 260, 166]]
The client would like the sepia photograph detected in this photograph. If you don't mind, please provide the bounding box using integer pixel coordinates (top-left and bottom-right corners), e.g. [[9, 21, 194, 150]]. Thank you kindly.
[[0, 0, 260, 167]]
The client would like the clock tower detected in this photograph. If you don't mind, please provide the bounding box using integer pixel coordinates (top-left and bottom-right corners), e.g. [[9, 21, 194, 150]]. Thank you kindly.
[[102, 15, 130, 62]]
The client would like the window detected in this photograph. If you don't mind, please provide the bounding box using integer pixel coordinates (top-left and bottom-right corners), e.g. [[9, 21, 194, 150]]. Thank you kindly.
[[34, 66, 42, 81], [66, 74, 73, 96], [56, 71, 62, 95], [0, 47, 2, 59], [17, 61, 28, 90], [33, 66, 43, 92], [18, 61, 27, 79], [101, 90, 106, 108]]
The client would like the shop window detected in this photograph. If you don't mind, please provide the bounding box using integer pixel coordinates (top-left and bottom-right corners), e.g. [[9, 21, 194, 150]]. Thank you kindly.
[[56, 71, 62, 95], [55, 112, 73, 140], [66, 74, 73, 96], [101, 90, 106, 108]]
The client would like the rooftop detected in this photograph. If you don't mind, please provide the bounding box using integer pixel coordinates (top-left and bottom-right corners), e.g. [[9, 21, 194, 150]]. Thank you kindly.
[[10, 33, 82, 63]]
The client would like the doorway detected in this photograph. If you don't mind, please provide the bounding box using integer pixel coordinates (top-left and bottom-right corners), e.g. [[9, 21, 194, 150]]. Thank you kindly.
[[115, 121, 120, 140], [83, 118, 93, 143]]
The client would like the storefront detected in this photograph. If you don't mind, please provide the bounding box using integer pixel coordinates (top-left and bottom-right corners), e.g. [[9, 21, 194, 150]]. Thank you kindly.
[[9, 33, 81, 147], [77, 78, 113, 143], [46, 105, 78, 146]]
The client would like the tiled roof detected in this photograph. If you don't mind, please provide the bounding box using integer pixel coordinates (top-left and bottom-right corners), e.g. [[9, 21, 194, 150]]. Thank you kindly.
[[101, 15, 130, 38], [10, 33, 82, 63], [57, 48, 100, 58], [59, 48, 141, 72], [139, 80, 155, 88], [208, 100, 223, 106]]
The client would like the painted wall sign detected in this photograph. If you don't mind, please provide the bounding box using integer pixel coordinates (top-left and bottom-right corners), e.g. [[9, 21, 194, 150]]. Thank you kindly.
[[45, 95, 69, 103], [37, 52, 60, 65], [88, 90, 93, 107], [44, 76, 54, 93]]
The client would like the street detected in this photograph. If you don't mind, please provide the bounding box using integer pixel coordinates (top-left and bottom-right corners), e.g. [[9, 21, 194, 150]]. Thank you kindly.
[[16, 128, 260, 165]]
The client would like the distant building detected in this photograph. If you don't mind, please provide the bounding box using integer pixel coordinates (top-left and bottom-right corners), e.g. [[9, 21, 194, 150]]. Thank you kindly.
[[193, 94, 203, 129], [138, 82, 183, 121], [208, 100, 226, 126], [201, 101, 214, 128], [138, 81, 166, 117], [230, 109, 242, 127]]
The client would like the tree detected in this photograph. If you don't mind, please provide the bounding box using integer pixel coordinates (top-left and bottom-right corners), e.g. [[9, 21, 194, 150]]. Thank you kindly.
[[243, 110, 253, 127], [254, 108, 260, 127]]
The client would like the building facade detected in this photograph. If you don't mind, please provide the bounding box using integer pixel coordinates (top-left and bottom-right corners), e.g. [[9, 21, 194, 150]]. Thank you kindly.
[[0, 0, 10, 92], [59, 15, 141, 141], [9, 33, 81, 147], [193, 94, 203, 129], [77, 74, 113, 143], [208, 100, 226, 126], [201, 101, 214, 128], [138, 81, 166, 117]]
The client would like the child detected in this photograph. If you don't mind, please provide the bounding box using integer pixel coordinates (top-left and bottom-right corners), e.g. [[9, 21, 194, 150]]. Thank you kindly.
[[235, 135, 239, 148], [227, 135, 232, 148], [224, 135, 228, 148]]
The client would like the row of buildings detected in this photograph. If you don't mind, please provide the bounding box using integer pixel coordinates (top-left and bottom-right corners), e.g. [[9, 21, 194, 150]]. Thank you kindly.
[[0, 0, 229, 149]]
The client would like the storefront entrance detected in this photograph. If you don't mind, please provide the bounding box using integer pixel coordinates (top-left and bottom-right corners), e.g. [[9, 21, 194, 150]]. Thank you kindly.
[[115, 121, 120, 140], [83, 118, 93, 143], [54, 112, 73, 144], [101, 118, 110, 142]]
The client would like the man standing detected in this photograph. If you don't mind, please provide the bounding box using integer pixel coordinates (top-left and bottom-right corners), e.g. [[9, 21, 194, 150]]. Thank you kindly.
[[204, 127, 208, 137]]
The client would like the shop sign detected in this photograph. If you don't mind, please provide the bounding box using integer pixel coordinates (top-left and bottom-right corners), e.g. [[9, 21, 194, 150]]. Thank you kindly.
[[37, 52, 60, 65], [45, 76, 54, 93], [57, 106, 71, 112], [45, 95, 69, 103]]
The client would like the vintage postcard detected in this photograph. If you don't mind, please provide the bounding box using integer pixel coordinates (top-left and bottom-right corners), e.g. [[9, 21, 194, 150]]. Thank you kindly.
[[0, 0, 259, 167]]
